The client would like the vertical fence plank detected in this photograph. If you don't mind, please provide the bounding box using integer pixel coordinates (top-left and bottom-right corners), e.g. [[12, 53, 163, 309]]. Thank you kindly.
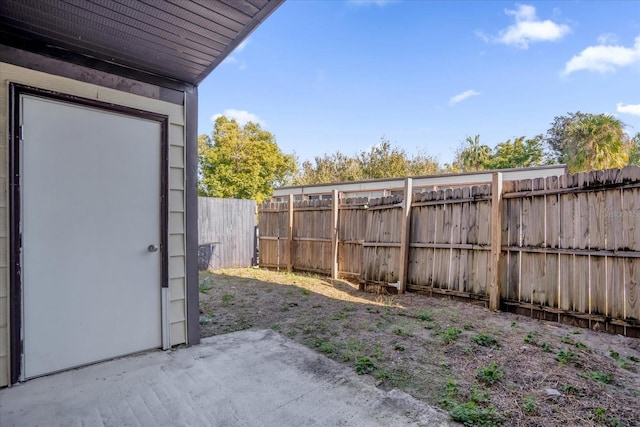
[[398, 178, 413, 293], [331, 190, 339, 279], [490, 173, 503, 311], [287, 194, 293, 271]]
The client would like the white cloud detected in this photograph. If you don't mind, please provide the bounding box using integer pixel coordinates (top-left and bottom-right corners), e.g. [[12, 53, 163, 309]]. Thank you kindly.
[[481, 4, 571, 49], [211, 109, 265, 126], [234, 39, 249, 53], [563, 35, 640, 75], [221, 39, 250, 69], [617, 103, 640, 117], [597, 33, 618, 45], [449, 90, 481, 106], [221, 55, 247, 70]]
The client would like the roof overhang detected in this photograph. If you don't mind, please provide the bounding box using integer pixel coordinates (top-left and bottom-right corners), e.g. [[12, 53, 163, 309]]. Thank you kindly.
[[0, 0, 284, 88]]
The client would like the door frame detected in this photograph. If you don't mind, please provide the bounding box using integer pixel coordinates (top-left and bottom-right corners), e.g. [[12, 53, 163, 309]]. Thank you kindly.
[[8, 83, 169, 384]]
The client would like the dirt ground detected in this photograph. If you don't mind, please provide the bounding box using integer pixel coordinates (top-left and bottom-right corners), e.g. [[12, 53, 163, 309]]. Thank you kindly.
[[199, 268, 640, 427]]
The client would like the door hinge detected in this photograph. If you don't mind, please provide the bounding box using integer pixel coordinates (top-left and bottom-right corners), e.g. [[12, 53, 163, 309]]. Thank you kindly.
[[19, 125, 24, 141]]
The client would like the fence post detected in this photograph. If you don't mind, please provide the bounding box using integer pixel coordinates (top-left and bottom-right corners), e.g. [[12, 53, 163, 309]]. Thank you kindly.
[[398, 178, 413, 294], [489, 172, 503, 311], [331, 189, 339, 279], [287, 193, 294, 271]]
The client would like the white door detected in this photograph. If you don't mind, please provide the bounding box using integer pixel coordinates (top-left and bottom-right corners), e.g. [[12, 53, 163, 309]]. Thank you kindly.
[[21, 95, 162, 379]]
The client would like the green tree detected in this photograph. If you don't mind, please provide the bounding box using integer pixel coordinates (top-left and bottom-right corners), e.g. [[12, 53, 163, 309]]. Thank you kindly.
[[627, 132, 640, 166], [295, 152, 363, 185], [358, 139, 413, 179], [198, 116, 296, 203], [485, 135, 547, 169], [454, 135, 491, 172], [407, 153, 441, 176], [545, 112, 630, 172], [294, 138, 441, 184]]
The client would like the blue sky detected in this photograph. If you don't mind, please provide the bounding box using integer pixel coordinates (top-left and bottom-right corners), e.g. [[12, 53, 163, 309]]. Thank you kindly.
[[198, 0, 640, 165]]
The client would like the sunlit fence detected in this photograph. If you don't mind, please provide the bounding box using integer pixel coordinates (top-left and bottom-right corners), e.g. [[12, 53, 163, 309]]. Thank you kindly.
[[259, 166, 640, 337]]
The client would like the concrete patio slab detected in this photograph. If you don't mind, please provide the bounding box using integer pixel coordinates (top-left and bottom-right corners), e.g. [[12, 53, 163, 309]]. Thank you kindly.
[[0, 329, 453, 426]]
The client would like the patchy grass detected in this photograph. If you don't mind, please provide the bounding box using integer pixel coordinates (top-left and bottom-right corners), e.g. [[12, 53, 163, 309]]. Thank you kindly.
[[199, 268, 640, 427]]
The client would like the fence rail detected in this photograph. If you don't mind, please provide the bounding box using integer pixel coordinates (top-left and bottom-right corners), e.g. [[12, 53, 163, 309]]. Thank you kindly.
[[259, 166, 640, 337]]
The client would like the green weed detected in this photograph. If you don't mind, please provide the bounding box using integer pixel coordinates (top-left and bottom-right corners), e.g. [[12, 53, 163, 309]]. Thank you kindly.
[[523, 331, 539, 345], [425, 321, 441, 331], [522, 395, 537, 414], [199, 278, 212, 294], [281, 304, 290, 312], [559, 383, 584, 397], [462, 322, 473, 331], [588, 371, 614, 385], [476, 362, 503, 385], [471, 387, 490, 403], [447, 401, 503, 427], [441, 327, 462, 344], [472, 333, 501, 349], [393, 327, 408, 336], [541, 342, 553, 352], [560, 335, 574, 345], [389, 368, 412, 388], [314, 340, 336, 354], [374, 369, 389, 380], [355, 357, 377, 375], [372, 343, 384, 360], [610, 350, 638, 371], [221, 294, 234, 303], [415, 309, 434, 321], [555, 350, 576, 366]]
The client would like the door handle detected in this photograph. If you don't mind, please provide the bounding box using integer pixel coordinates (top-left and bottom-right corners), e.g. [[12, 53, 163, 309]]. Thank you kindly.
[[148, 244, 159, 253]]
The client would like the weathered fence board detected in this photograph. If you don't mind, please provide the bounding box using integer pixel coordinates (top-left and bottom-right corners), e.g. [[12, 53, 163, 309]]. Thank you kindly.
[[261, 166, 640, 336], [198, 197, 256, 269]]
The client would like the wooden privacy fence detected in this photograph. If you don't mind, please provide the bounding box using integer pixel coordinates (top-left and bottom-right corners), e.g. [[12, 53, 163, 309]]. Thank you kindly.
[[198, 197, 257, 269], [259, 167, 640, 336]]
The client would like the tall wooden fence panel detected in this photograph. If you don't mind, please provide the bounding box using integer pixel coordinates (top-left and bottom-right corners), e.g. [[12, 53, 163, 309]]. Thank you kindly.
[[407, 185, 493, 300], [337, 197, 368, 278], [260, 166, 640, 336], [293, 200, 333, 274], [501, 169, 640, 333], [258, 201, 290, 269], [361, 195, 404, 286], [198, 197, 256, 269]]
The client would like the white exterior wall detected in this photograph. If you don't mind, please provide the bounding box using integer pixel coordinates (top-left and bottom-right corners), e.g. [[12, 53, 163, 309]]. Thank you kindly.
[[0, 62, 188, 386]]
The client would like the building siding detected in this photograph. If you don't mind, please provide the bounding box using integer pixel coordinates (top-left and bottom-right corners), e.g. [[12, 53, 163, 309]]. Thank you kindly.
[[0, 62, 187, 386]]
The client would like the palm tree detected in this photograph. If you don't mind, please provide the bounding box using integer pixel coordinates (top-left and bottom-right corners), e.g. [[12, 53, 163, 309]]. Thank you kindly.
[[460, 135, 491, 171], [564, 114, 629, 172]]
